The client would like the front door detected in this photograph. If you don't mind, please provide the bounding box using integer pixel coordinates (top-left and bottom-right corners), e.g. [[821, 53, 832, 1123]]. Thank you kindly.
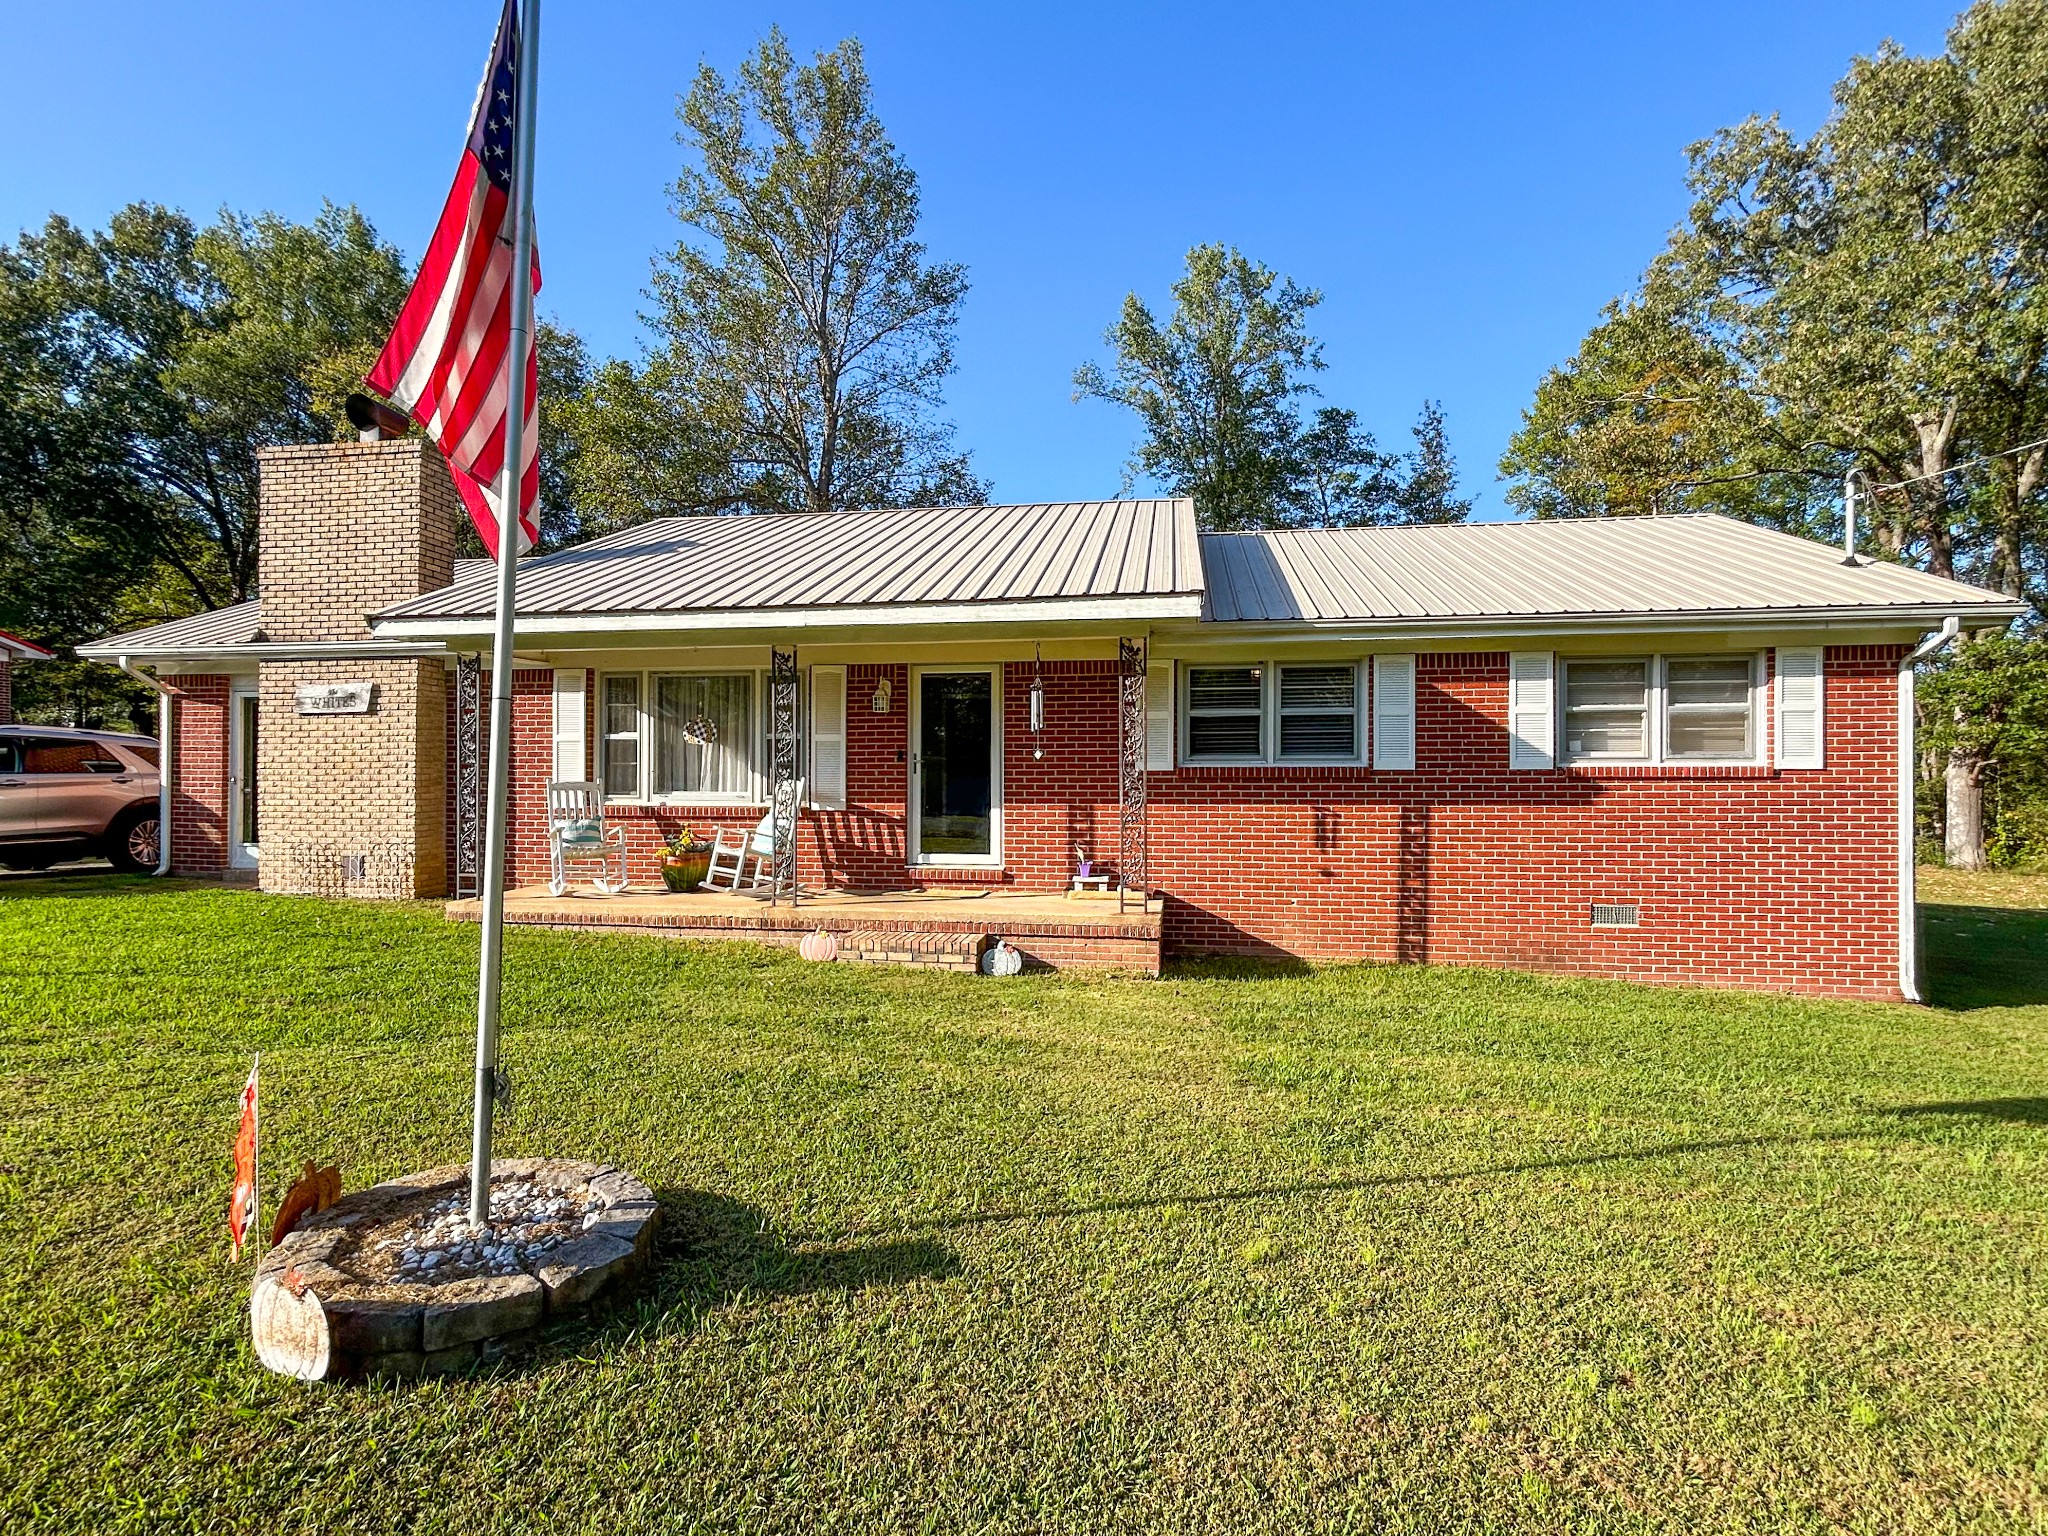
[[909, 668, 999, 867], [228, 687, 259, 869]]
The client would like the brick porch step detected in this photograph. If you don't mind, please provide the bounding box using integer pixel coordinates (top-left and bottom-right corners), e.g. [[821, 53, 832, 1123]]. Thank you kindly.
[[842, 927, 988, 972]]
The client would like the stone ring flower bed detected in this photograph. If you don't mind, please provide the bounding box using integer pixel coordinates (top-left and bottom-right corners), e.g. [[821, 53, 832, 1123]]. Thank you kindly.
[[251, 1157, 659, 1381]]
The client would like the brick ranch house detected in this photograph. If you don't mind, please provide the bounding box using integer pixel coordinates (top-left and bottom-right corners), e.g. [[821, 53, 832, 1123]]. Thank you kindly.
[[80, 437, 2023, 999], [0, 628, 56, 722]]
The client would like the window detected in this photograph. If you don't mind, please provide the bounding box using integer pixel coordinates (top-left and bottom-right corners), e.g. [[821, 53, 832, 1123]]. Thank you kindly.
[[1664, 655, 1754, 759], [1557, 653, 1761, 765], [1563, 660, 1649, 759], [598, 669, 787, 804], [652, 673, 754, 798], [1277, 665, 1358, 759], [1180, 661, 1368, 765], [1185, 666, 1264, 760], [600, 675, 642, 798], [20, 738, 124, 774]]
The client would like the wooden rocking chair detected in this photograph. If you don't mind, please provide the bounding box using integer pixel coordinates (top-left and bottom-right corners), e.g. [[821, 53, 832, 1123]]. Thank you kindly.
[[545, 780, 628, 897], [703, 777, 802, 896]]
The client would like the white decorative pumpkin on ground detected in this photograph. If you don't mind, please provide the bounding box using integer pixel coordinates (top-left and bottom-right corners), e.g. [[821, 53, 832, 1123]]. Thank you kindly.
[[798, 929, 839, 963], [981, 940, 1023, 976]]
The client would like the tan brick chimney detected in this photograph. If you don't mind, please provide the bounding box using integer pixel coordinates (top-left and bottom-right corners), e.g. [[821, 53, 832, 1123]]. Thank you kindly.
[[254, 439, 461, 898]]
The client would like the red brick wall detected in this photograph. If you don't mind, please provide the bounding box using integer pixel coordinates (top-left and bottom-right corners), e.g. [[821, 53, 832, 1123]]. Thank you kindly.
[[169, 674, 231, 874], [1149, 647, 1905, 999], [0, 655, 11, 724], [482, 647, 1905, 998]]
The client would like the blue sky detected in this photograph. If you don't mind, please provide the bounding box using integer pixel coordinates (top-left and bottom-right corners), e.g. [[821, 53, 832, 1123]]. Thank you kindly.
[[1, 1, 1958, 520]]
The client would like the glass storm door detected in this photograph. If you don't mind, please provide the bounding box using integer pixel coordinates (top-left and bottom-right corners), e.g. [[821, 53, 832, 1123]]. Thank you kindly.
[[910, 669, 998, 865], [228, 687, 259, 869]]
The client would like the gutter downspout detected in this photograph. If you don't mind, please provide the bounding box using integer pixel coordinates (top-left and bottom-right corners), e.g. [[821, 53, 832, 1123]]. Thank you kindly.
[[1897, 617, 1960, 1002], [116, 656, 174, 876]]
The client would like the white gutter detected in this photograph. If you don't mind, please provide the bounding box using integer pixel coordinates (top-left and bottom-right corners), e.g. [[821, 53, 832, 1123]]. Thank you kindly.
[[115, 655, 174, 877], [1897, 616, 1961, 1002], [76, 639, 449, 664]]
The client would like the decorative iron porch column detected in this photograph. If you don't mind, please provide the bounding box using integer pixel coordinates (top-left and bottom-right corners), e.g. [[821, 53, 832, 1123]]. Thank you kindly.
[[454, 651, 482, 898], [769, 645, 799, 908], [1118, 637, 1149, 913]]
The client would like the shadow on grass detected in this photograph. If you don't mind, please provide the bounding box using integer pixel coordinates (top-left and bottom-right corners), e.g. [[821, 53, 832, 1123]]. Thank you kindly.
[[529, 1189, 959, 1366], [1922, 902, 2048, 1010], [826, 1133, 1851, 1242], [1887, 1098, 2048, 1125]]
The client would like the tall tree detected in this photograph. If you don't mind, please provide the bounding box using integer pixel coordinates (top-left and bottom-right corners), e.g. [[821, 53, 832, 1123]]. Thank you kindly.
[[1501, 0, 2048, 866], [570, 31, 984, 524], [1075, 243, 1470, 529], [0, 201, 410, 617]]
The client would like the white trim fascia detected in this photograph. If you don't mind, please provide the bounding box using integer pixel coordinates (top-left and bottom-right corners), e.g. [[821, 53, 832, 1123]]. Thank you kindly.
[[76, 639, 451, 663], [371, 592, 1205, 642], [1157, 604, 2022, 650]]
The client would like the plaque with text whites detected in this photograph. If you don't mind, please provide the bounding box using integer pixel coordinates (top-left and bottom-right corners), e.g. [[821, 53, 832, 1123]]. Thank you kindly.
[[294, 682, 374, 716]]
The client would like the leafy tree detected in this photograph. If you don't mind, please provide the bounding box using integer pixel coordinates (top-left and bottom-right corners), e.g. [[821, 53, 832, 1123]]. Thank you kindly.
[[0, 201, 410, 619], [1075, 243, 1469, 529], [1501, 0, 2048, 865], [569, 31, 985, 523]]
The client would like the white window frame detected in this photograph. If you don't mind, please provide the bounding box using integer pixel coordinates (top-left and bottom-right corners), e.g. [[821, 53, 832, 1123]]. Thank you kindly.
[[1557, 652, 1766, 767], [1177, 660, 1368, 767], [597, 667, 781, 807]]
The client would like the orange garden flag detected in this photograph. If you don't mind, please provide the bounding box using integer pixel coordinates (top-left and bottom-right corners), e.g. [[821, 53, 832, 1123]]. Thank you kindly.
[[228, 1056, 259, 1259]]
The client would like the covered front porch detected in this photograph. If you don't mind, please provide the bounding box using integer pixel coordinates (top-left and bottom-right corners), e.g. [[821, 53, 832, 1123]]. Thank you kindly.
[[447, 881, 1162, 973]]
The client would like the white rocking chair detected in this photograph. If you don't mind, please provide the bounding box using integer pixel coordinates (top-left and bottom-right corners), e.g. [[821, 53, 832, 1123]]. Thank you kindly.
[[545, 780, 628, 897], [703, 778, 802, 896]]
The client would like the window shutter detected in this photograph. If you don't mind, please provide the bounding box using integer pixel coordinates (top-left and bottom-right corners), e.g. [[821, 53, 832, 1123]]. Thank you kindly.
[[1372, 654, 1416, 770], [1774, 647, 1825, 769], [808, 664, 848, 809], [1508, 652, 1555, 770], [1145, 662, 1175, 770], [551, 669, 588, 784]]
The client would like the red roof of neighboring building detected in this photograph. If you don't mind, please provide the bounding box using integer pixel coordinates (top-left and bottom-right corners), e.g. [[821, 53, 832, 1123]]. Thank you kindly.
[[0, 628, 54, 660]]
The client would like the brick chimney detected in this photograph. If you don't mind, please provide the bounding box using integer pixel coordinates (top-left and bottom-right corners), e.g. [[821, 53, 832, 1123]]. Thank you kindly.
[[257, 439, 459, 643], [254, 438, 462, 898]]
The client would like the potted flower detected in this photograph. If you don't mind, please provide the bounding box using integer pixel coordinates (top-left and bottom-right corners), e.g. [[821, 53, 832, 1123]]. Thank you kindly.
[[659, 831, 714, 893]]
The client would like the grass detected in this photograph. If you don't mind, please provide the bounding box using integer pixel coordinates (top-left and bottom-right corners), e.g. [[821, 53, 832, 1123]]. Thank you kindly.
[[1, 871, 2045, 1534]]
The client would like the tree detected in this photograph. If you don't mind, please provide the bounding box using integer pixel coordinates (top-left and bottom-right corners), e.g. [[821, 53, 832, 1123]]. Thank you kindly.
[[568, 31, 985, 524], [1074, 242, 1470, 529], [1500, 0, 2048, 865], [0, 201, 410, 618]]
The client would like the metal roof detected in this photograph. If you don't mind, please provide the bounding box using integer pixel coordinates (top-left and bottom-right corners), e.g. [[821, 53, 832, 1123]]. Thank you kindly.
[[1199, 514, 2027, 625], [0, 627, 55, 660], [76, 563, 491, 658], [374, 501, 1205, 627], [78, 601, 266, 656]]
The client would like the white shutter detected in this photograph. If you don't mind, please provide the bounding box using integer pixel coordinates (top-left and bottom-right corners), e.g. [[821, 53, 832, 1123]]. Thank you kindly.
[[1146, 662, 1175, 770], [1508, 652, 1555, 770], [550, 669, 587, 784], [1372, 654, 1416, 770], [808, 664, 848, 809], [1775, 647, 1825, 769]]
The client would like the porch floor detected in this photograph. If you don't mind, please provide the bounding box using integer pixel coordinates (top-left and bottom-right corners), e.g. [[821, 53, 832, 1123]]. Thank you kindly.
[[446, 882, 1162, 972]]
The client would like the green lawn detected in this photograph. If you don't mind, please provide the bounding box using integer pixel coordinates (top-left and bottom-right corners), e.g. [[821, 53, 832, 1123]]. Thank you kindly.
[[2, 873, 2045, 1534]]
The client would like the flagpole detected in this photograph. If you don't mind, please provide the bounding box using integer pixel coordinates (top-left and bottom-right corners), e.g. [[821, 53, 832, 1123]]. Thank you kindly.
[[470, 0, 541, 1229]]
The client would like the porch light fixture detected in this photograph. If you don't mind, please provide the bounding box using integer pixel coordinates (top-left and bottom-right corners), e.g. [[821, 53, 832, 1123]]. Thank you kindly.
[[1028, 645, 1046, 759], [871, 676, 892, 713]]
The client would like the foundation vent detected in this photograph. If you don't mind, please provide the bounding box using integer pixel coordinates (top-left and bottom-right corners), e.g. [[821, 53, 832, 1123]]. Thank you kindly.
[[1590, 902, 1640, 928]]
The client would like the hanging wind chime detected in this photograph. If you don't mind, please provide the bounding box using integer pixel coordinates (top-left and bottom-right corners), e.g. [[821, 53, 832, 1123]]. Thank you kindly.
[[1028, 644, 1046, 759]]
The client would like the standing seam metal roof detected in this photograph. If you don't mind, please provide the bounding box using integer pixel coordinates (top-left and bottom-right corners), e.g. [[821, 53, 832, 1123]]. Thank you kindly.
[[1197, 514, 2025, 622], [375, 500, 1204, 620]]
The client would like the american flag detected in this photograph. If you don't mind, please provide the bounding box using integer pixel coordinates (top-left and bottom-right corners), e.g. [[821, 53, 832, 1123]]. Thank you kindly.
[[368, 0, 540, 560]]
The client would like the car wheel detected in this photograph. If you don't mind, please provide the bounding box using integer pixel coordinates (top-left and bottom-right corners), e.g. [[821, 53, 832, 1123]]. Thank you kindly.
[[107, 810, 161, 874]]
